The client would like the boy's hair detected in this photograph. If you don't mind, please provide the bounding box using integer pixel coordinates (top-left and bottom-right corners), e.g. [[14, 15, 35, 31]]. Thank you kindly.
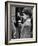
[[22, 7, 32, 18]]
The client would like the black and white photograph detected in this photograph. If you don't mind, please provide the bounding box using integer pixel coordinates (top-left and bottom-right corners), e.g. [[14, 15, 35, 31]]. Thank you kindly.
[[5, 1, 37, 44], [11, 7, 33, 39]]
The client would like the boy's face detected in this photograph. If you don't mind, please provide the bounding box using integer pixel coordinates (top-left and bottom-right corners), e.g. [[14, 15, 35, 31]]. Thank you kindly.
[[21, 13, 29, 20]]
